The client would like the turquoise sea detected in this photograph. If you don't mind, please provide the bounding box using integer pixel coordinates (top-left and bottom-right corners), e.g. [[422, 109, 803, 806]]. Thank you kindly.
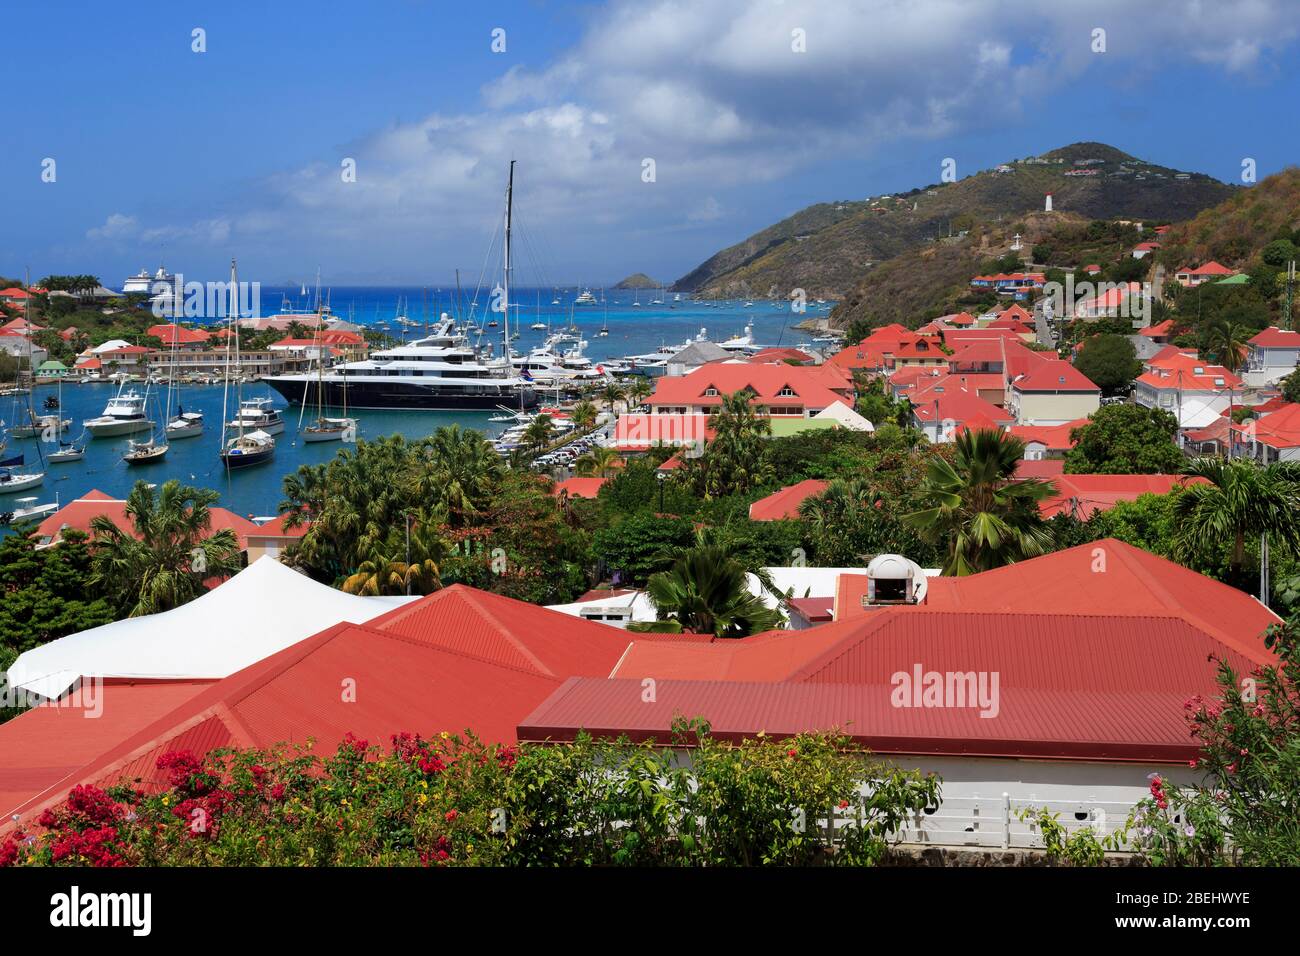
[[1, 287, 835, 519]]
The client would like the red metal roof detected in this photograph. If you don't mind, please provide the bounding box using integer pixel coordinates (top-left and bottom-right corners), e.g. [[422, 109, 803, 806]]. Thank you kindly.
[[1236, 401, 1300, 449], [0, 680, 213, 820], [552, 477, 607, 499], [1012, 359, 1099, 393], [650, 364, 848, 411], [146, 323, 210, 344], [519, 673, 1200, 763], [910, 391, 1014, 427], [36, 492, 261, 548], [364, 584, 635, 679], [1139, 319, 1175, 338], [1137, 352, 1242, 391], [748, 479, 829, 521], [1008, 418, 1089, 452], [1039, 474, 1202, 518], [1013, 458, 1066, 479], [1249, 326, 1300, 349]]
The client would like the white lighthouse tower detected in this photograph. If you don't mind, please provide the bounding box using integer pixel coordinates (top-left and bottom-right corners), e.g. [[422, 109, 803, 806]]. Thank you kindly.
[[1045, 192, 1053, 213]]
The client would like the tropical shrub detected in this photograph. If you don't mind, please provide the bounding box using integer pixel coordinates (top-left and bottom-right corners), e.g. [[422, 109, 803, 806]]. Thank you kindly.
[[2, 723, 940, 868]]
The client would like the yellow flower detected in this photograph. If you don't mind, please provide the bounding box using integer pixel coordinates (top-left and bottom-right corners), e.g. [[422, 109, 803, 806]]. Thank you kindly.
[[161, 796, 170, 806], [439, 731, 450, 739], [418, 794, 428, 806]]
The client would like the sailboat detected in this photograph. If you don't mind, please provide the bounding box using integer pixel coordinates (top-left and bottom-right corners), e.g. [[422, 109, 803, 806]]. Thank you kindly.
[[220, 259, 276, 469], [47, 376, 87, 461], [301, 324, 354, 443], [163, 319, 203, 439], [122, 380, 169, 464], [598, 290, 609, 337]]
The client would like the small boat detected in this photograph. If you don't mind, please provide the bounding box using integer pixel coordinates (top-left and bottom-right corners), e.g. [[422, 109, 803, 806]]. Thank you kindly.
[[302, 417, 355, 443], [575, 290, 597, 305], [85, 386, 154, 437], [487, 319, 499, 328], [0, 468, 44, 493], [221, 429, 276, 469], [1, 496, 58, 525], [9, 413, 71, 439], [165, 411, 204, 439], [225, 397, 285, 435], [47, 443, 85, 463], [123, 438, 169, 465], [530, 320, 547, 331]]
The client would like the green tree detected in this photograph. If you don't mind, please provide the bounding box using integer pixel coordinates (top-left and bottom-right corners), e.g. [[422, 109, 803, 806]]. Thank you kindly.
[[682, 391, 774, 498], [1064, 404, 1184, 474], [1072, 333, 1140, 396], [88, 480, 243, 617], [1202, 319, 1251, 374], [570, 399, 598, 430], [1284, 368, 1300, 405], [592, 512, 697, 585], [1173, 458, 1300, 586], [904, 429, 1053, 575], [409, 425, 505, 528], [630, 543, 783, 638], [600, 380, 627, 415], [574, 445, 621, 478]]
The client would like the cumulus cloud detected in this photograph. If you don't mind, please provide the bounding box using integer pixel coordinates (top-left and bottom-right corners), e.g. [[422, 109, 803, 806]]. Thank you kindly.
[[87, 0, 1300, 278]]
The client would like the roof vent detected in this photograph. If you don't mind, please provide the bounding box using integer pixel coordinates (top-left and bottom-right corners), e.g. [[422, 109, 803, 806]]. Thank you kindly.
[[862, 554, 928, 606]]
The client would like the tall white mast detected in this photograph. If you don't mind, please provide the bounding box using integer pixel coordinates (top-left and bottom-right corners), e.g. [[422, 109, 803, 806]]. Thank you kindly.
[[503, 160, 515, 357]]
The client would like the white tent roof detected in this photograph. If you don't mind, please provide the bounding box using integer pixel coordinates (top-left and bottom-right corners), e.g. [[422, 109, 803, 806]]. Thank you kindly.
[[6, 557, 416, 700], [1174, 397, 1224, 429], [813, 400, 875, 432]]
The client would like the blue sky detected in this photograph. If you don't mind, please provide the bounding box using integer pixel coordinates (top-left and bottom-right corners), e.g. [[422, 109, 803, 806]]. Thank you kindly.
[[3, 0, 1299, 290]]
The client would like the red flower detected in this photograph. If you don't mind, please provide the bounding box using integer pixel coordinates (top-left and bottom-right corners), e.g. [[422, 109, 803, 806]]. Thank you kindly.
[[444, 809, 459, 822]]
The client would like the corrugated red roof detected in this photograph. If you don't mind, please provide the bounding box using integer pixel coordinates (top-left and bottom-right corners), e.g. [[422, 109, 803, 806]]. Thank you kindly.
[[1013, 458, 1067, 479], [146, 323, 210, 344], [1040, 474, 1202, 518], [519, 672, 1200, 763], [0, 680, 213, 820], [1236, 401, 1300, 449], [36, 493, 260, 548], [552, 477, 607, 499], [1008, 418, 1089, 452], [650, 364, 848, 411], [748, 479, 829, 520], [364, 584, 634, 678], [1249, 326, 1300, 349], [1012, 359, 1099, 393]]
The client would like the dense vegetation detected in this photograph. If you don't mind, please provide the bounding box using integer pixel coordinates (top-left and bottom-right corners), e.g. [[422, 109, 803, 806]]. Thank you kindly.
[[1, 723, 941, 867]]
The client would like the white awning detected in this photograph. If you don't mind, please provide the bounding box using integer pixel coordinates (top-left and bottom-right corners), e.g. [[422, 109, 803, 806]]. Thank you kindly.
[[6, 557, 416, 700]]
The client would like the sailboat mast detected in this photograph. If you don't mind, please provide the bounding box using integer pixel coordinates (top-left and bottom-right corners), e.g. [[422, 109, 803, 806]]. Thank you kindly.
[[503, 160, 514, 356]]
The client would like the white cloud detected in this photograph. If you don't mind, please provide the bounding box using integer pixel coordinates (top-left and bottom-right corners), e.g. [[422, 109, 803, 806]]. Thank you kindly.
[[85, 0, 1300, 279]]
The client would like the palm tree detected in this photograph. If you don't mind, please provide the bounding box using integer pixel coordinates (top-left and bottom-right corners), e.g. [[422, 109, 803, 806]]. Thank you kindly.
[[1204, 320, 1250, 374], [625, 376, 652, 409], [571, 399, 598, 430], [522, 415, 554, 452], [341, 518, 444, 596], [600, 380, 627, 415], [904, 429, 1053, 575], [408, 426, 504, 527], [1174, 458, 1300, 585], [686, 390, 773, 497], [89, 480, 242, 616], [575, 445, 621, 478], [629, 543, 783, 638]]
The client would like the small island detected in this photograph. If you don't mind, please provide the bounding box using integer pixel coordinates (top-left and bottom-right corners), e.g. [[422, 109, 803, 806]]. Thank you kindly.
[[613, 273, 659, 289]]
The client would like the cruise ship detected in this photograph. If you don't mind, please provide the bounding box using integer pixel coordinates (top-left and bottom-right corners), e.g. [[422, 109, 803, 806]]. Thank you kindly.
[[264, 317, 537, 411], [122, 265, 175, 296]]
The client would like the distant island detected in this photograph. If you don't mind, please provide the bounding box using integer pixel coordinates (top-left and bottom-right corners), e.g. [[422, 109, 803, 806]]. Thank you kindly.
[[613, 273, 659, 289]]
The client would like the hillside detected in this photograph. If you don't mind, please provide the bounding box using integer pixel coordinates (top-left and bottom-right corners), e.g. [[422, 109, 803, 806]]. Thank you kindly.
[[613, 273, 659, 289], [673, 143, 1236, 298], [1153, 166, 1300, 272]]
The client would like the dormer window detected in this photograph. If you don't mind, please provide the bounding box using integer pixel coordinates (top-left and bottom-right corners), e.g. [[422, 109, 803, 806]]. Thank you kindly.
[[703, 387, 719, 396], [776, 385, 797, 397]]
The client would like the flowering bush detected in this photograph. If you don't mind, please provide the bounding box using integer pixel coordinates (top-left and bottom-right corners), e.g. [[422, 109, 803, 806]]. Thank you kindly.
[[2, 721, 939, 867], [1120, 618, 1300, 866]]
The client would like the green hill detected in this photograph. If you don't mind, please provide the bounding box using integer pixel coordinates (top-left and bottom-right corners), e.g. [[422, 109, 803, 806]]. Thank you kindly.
[[613, 273, 659, 289], [672, 142, 1236, 299]]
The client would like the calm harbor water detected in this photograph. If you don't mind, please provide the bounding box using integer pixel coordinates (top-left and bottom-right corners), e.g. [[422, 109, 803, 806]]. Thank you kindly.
[[2, 288, 836, 519]]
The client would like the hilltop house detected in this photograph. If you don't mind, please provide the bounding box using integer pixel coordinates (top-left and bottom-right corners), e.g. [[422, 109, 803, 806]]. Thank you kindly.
[[1174, 261, 1237, 287], [1134, 351, 1241, 424]]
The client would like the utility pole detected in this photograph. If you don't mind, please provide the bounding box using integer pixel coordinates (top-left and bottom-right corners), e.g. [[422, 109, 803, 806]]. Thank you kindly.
[[1284, 260, 1296, 332]]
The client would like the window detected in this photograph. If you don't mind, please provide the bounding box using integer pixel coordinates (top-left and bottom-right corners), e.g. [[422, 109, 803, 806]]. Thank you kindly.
[[703, 387, 719, 396], [776, 385, 797, 397]]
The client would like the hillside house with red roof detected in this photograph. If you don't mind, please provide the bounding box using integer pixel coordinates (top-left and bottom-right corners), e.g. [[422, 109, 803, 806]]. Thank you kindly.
[[1243, 326, 1300, 386], [1134, 352, 1241, 421], [1008, 418, 1089, 459], [34, 490, 260, 553], [1175, 261, 1236, 287], [1007, 360, 1100, 425], [1233, 401, 1300, 463]]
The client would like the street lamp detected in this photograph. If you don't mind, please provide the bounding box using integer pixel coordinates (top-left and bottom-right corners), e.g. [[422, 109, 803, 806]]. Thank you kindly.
[[656, 470, 666, 513], [404, 511, 412, 596]]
